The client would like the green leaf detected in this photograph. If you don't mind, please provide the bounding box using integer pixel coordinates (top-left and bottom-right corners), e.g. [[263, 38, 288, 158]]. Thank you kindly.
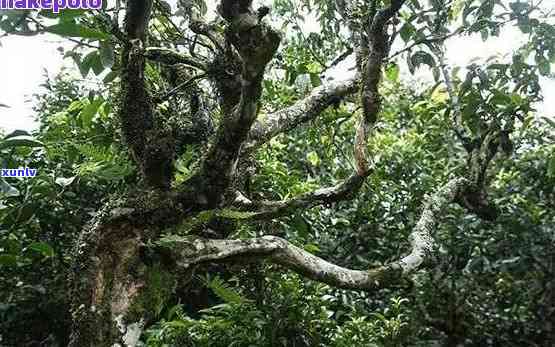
[[79, 53, 92, 77], [309, 72, 322, 87], [204, 276, 246, 304], [490, 92, 511, 105], [547, 151, 555, 178], [542, 116, 555, 129], [0, 254, 17, 266], [90, 52, 104, 75], [537, 59, 551, 76], [103, 70, 118, 83], [399, 23, 415, 42], [462, 97, 480, 134], [307, 151, 320, 166], [0, 135, 44, 150], [80, 99, 103, 128], [385, 63, 400, 82], [78, 51, 104, 77], [28, 242, 55, 258], [44, 22, 109, 40], [509, 1, 529, 14]]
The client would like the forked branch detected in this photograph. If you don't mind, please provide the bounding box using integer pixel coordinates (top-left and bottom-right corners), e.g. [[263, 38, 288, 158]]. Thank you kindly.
[[187, 0, 281, 207], [160, 177, 469, 290]]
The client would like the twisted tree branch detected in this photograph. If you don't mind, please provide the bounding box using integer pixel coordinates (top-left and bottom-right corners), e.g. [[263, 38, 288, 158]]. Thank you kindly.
[[245, 76, 359, 151], [232, 174, 365, 219], [186, 0, 281, 207], [144, 47, 208, 70], [160, 177, 469, 290], [118, 0, 176, 188]]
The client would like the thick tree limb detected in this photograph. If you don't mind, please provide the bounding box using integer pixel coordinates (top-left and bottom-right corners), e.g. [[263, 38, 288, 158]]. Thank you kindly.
[[187, 0, 281, 207], [245, 76, 359, 151], [354, 0, 407, 176], [243, 0, 407, 211], [161, 177, 469, 290], [119, 0, 176, 188], [423, 27, 499, 221]]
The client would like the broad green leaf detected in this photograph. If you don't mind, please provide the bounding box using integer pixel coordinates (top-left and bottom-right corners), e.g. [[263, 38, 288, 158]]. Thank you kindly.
[[548, 151, 555, 178], [399, 23, 415, 42], [67, 99, 85, 113], [307, 151, 320, 166], [310, 73, 322, 87], [385, 63, 400, 82], [90, 52, 104, 75], [537, 59, 551, 76], [0, 135, 43, 150], [44, 22, 109, 40], [490, 92, 511, 105], [79, 51, 104, 77], [103, 70, 118, 83], [80, 99, 103, 128], [28, 242, 55, 258]]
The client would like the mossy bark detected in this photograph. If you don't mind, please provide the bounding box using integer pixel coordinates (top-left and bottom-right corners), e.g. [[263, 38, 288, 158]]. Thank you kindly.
[[67, 210, 177, 346]]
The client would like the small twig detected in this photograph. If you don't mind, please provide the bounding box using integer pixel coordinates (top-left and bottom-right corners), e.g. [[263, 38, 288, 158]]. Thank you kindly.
[[321, 47, 354, 75], [389, 29, 462, 59], [29, 17, 101, 49], [155, 73, 207, 103]]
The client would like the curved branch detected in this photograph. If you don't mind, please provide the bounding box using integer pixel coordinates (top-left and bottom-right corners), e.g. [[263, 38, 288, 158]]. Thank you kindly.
[[354, 0, 407, 176], [232, 173, 366, 219], [245, 76, 359, 151], [161, 177, 469, 291], [144, 47, 208, 70], [154, 73, 207, 103]]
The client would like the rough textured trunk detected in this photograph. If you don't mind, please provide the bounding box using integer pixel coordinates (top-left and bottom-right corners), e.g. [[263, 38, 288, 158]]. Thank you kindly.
[[68, 211, 176, 346], [63, 0, 505, 344], [69, 221, 141, 346]]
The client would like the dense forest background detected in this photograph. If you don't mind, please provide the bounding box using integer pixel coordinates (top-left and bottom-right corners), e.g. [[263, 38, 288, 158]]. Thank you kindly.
[[0, 0, 554, 346]]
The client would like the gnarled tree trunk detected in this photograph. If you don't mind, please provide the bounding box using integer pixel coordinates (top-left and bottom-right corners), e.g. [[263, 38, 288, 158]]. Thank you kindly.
[[66, 0, 504, 345]]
